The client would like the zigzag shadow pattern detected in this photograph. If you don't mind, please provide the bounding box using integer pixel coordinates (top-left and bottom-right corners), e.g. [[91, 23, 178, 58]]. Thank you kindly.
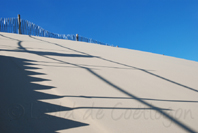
[[0, 33, 197, 133], [27, 35, 197, 133], [0, 55, 88, 133]]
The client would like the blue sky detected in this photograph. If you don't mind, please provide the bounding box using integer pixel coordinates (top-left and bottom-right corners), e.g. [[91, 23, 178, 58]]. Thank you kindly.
[[1, 0, 198, 62]]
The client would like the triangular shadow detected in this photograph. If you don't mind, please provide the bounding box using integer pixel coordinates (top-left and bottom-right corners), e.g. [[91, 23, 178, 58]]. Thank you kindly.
[[0, 55, 88, 133]]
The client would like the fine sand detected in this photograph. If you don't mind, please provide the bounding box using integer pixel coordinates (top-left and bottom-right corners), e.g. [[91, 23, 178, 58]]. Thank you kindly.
[[0, 32, 198, 133]]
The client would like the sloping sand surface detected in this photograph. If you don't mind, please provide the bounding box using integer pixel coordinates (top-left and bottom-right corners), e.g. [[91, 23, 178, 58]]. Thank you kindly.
[[0, 32, 198, 133]]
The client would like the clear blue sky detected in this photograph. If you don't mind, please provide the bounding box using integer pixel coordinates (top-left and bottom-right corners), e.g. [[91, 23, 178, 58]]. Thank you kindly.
[[1, 0, 198, 62]]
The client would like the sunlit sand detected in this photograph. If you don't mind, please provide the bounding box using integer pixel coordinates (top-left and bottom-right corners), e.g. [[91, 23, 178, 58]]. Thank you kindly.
[[0, 32, 198, 133]]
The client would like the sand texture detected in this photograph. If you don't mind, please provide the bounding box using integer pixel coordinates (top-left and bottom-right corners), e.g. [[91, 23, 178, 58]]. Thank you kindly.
[[0, 32, 198, 133]]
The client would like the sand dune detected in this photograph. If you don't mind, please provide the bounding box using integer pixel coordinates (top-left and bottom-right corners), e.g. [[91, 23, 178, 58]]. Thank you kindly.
[[0, 32, 198, 133]]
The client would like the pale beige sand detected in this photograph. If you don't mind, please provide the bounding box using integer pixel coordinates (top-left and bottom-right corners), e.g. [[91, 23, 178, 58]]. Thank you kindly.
[[0, 32, 198, 133]]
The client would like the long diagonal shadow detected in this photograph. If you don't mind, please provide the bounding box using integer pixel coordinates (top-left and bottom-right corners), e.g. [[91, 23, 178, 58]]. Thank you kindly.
[[63, 95, 198, 103], [72, 107, 170, 110], [28, 35, 198, 93], [27, 35, 198, 132], [28, 35, 198, 132], [1, 34, 197, 132]]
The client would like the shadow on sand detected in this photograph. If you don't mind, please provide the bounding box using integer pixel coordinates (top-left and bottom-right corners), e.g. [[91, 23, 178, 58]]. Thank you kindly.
[[0, 33, 197, 132], [63, 95, 198, 103], [0, 55, 88, 133]]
